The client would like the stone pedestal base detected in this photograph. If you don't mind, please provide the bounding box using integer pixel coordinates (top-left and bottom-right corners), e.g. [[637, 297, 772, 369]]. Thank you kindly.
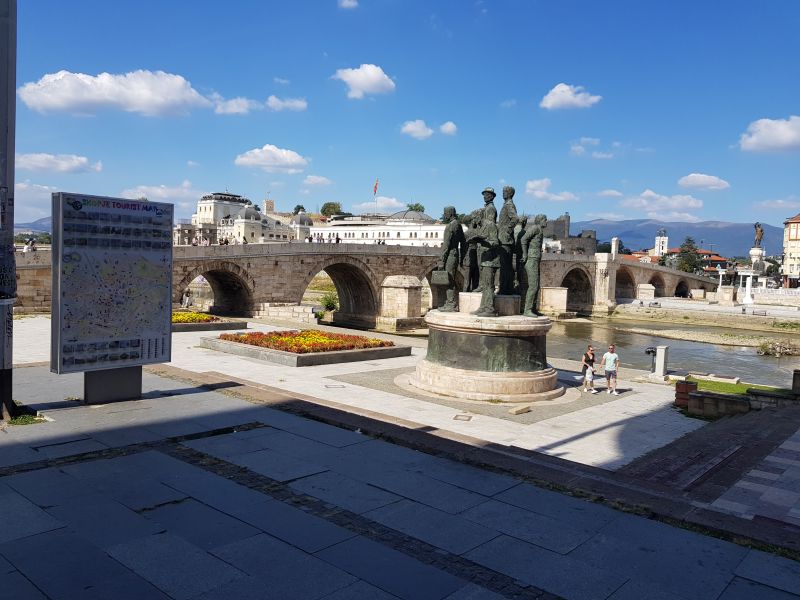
[[409, 310, 564, 403], [412, 360, 563, 402], [458, 292, 520, 315]]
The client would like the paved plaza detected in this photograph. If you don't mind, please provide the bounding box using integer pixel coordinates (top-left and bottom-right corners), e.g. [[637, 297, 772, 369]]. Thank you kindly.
[[3, 316, 800, 599]]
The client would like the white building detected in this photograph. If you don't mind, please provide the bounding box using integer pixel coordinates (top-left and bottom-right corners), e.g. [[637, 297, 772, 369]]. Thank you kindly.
[[650, 228, 669, 257], [309, 210, 445, 247], [782, 213, 800, 287], [174, 192, 295, 245]]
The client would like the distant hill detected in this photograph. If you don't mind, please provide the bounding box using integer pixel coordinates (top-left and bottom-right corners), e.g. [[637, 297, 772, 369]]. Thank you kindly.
[[570, 219, 783, 258], [14, 217, 52, 233]]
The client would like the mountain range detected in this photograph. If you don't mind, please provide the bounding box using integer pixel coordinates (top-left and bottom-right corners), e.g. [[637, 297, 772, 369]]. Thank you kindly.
[[570, 219, 784, 259], [14, 217, 52, 233]]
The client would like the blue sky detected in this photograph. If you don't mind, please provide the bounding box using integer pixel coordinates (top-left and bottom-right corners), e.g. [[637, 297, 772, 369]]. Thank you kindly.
[[12, 0, 800, 226]]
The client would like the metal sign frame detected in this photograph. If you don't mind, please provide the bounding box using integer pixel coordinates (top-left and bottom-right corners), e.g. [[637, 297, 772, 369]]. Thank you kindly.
[[51, 193, 173, 374]]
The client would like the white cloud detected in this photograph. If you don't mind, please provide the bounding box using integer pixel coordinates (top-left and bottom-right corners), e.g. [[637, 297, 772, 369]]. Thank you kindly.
[[585, 212, 627, 220], [16, 152, 102, 173], [739, 115, 800, 152], [266, 95, 308, 111], [500, 99, 517, 108], [304, 175, 332, 186], [598, 189, 623, 197], [755, 198, 800, 210], [274, 77, 290, 85], [332, 63, 395, 99], [569, 144, 586, 156], [14, 181, 58, 222], [570, 137, 612, 158], [648, 211, 701, 223], [298, 189, 311, 196], [621, 189, 703, 217], [339, 0, 358, 7], [401, 119, 434, 140], [187, 160, 199, 167], [678, 173, 730, 190], [525, 178, 578, 202], [234, 143, 309, 173], [439, 121, 457, 135], [18, 69, 212, 116], [210, 93, 263, 115], [540, 83, 602, 110], [353, 195, 404, 212], [120, 179, 202, 203]]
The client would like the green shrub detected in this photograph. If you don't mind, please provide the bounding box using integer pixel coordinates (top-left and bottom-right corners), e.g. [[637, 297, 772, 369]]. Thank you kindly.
[[321, 291, 339, 311]]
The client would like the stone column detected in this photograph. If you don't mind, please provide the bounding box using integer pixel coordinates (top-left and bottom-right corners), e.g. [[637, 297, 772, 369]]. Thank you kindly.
[[376, 275, 425, 332], [591, 256, 616, 315], [649, 345, 669, 382]]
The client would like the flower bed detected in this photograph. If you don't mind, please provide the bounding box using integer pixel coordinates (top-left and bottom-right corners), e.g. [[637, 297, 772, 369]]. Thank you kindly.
[[219, 330, 393, 354], [172, 311, 219, 324]]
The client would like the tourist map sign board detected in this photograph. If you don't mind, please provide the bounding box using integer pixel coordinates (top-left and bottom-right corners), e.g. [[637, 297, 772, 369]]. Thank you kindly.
[[51, 193, 173, 374]]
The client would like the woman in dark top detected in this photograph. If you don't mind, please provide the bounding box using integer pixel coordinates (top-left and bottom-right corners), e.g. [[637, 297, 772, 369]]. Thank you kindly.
[[581, 345, 598, 394]]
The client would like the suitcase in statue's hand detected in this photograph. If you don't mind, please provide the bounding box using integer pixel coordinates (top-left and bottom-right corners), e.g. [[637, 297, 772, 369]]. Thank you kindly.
[[430, 270, 451, 286]]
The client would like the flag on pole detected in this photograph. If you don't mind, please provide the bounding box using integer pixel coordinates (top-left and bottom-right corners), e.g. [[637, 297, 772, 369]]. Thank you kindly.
[[373, 178, 379, 196]]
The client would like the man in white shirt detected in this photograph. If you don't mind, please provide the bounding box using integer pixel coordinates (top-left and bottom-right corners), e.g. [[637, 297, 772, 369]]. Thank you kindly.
[[600, 344, 620, 395]]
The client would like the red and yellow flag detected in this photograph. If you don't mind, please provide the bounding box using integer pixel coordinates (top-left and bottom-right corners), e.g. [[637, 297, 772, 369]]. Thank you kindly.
[[373, 178, 379, 196]]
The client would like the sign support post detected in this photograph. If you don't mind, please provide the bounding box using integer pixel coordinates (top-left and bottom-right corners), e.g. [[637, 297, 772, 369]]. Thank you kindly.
[[0, 0, 17, 419]]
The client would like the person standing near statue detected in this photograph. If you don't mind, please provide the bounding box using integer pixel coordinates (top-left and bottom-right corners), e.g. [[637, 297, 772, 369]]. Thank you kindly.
[[520, 214, 547, 316], [498, 186, 519, 295], [438, 206, 467, 312]]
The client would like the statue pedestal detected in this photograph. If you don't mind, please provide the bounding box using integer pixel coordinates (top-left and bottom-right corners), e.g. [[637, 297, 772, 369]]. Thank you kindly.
[[410, 310, 564, 403], [458, 292, 520, 315], [749, 246, 766, 275]]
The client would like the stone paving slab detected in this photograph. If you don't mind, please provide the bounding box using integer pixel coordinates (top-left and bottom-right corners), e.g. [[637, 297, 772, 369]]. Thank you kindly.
[[315, 535, 467, 600], [364, 499, 499, 555], [568, 515, 749, 600], [464, 535, 627, 600], [107, 533, 246, 600], [210, 533, 357, 598], [142, 498, 260, 551], [290, 470, 404, 514]]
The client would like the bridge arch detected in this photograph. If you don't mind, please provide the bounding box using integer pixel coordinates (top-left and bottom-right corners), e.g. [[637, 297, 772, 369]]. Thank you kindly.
[[174, 261, 255, 316], [649, 273, 666, 297], [674, 279, 690, 298], [297, 256, 379, 325], [561, 266, 594, 314], [614, 267, 636, 300]]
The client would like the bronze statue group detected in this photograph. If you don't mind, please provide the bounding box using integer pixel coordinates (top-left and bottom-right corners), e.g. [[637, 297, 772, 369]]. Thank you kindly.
[[437, 185, 547, 318]]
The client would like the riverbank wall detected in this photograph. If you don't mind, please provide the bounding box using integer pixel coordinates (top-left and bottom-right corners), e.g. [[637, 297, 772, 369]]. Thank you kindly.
[[609, 304, 800, 335]]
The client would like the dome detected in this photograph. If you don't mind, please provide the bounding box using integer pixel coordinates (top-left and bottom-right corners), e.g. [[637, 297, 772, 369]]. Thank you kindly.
[[386, 209, 435, 223], [291, 211, 313, 226], [242, 206, 261, 220]]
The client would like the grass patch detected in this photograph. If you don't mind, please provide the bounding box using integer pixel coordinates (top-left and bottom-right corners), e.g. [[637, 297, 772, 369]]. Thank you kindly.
[[306, 273, 337, 293], [772, 321, 800, 331], [678, 376, 789, 396], [8, 413, 45, 426]]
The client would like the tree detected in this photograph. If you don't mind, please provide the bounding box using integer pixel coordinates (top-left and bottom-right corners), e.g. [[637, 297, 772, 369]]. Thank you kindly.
[[320, 202, 342, 217], [406, 202, 425, 213], [596, 239, 629, 254], [292, 204, 306, 215], [677, 236, 701, 273]]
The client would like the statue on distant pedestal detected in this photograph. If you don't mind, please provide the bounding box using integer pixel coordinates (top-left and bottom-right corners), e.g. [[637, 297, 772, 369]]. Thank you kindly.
[[754, 222, 764, 248], [520, 214, 547, 317], [437, 206, 466, 312], [462, 209, 483, 292], [498, 186, 519, 295]]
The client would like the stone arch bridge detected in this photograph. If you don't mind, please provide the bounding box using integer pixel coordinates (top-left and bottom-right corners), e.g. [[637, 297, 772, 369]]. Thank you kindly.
[[15, 244, 716, 326]]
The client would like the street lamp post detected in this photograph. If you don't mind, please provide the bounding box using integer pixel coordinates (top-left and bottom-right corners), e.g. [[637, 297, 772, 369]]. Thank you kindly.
[[0, 0, 17, 418]]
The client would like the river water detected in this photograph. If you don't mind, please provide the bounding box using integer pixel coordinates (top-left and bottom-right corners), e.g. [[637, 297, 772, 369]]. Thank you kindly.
[[546, 320, 799, 386]]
